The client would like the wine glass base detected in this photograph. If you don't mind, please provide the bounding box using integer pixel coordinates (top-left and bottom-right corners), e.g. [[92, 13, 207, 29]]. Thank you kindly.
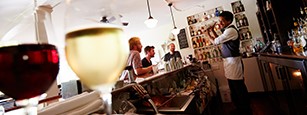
[[15, 96, 40, 115]]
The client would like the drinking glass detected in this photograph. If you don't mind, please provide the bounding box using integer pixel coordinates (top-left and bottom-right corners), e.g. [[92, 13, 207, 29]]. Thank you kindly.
[[0, 1, 59, 115], [64, 0, 128, 114]]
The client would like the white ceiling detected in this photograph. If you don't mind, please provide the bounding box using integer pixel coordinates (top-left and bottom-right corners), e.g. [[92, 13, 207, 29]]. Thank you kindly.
[[0, 0, 206, 39]]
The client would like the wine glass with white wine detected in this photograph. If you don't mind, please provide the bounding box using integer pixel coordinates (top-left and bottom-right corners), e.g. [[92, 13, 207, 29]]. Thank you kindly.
[[64, 0, 129, 114]]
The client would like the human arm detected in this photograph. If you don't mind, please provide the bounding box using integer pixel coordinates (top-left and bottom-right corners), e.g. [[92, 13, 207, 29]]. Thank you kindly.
[[135, 66, 152, 75], [131, 53, 152, 75], [207, 27, 238, 45], [206, 23, 218, 43]]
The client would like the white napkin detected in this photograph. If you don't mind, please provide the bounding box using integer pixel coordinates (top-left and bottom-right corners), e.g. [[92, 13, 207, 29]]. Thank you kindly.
[[38, 91, 102, 115]]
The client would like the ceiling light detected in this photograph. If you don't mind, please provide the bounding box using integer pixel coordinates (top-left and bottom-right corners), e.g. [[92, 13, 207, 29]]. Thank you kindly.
[[171, 27, 180, 35], [168, 3, 179, 35], [144, 0, 158, 28]]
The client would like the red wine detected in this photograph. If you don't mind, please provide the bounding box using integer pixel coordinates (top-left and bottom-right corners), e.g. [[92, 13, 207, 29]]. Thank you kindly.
[[0, 44, 59, 100]]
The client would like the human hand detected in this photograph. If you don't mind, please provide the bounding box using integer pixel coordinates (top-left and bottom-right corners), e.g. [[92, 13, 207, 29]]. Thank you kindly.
[[209, 22, 217, 30]]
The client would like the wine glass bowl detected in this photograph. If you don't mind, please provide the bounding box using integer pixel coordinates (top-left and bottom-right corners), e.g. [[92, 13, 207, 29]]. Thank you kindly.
[[0, 44, 59, 101], [65, 0, 128, 114]]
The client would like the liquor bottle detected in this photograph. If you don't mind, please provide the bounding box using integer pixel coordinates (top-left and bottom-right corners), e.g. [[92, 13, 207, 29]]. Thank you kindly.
[[243, 14, 249, 26], [266, 0, 272, 11], [201, 26, 205, 33], [293, 37, 304, 55], [246, 30, 252, 39], [239, 18, 244, 27], [191, 30, 195, 36], [192, 37, 197, 48], [287, 31, 294, 49], [300, 7, 306, 19], [193, 16, 197, 24], [239, 1, 245, 12], [293, 17, 299, 29], [215, 8, 220, 17], [236, 6, 240, 13], [188, 16, 192, 25], [202, 36, 206, 46], [241, 33, 246, 40], [236, 17, 241, 28], [198, 37, 203, 47], [197, 28, 202, 35], [232, 5, 236, 14]]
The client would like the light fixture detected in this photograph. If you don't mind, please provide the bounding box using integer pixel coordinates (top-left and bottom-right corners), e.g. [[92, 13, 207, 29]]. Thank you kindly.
[[168, 3, 180, 35], [144, 0, 158, 28]]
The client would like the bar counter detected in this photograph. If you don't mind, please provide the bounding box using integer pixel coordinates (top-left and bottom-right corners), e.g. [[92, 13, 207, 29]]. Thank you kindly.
[[258, 52, 307, 60], [111, 63, 218, 114], [257, 52, 307, 114], [112, 64, 192, 95]]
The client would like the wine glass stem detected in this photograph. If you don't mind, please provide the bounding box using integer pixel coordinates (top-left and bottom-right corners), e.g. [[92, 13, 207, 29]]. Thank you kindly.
[[15, 96, 39, 115], [100, 93, 112, 115], [33, 0, 40, 43]]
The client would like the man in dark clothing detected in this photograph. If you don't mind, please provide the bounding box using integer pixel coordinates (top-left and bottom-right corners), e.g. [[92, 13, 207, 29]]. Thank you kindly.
[[142, 46, 155, 67], [163, 43, 182, 62]]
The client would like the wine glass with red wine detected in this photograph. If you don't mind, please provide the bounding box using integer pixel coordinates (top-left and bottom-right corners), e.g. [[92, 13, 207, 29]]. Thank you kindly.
[[0, 1, 59, 115]]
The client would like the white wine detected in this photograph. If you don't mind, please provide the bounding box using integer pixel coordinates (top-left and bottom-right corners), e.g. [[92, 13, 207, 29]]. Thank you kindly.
[[65, 27, 128, 89]]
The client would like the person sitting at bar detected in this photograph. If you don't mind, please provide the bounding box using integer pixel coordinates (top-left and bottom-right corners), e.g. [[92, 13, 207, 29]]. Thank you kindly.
[[119, 37, 152, 80], [142, 46, 155, 68], [163, 43, 182, 62]]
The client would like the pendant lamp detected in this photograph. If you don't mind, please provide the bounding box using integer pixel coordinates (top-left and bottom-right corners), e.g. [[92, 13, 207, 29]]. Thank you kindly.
[[168, 3, 180, 35], [144, 0, 158, 28]]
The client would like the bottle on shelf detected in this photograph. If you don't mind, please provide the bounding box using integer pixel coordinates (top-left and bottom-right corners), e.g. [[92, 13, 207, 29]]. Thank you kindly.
[[197, 28, 202, 35], [239, 18, 244, 27], [293, 36, 305, 55], [188, 16, 193, 25], [271, 33, 282, 54], [293, 17, 299, 29], [239, 1, 245, 12], [241, 33, 246, 40], [243, 14, 249, 26], [236, 17, 241, 28], [193, 15, 197, 24], [191, 30, 195, 36], [246, 30, 252, 39], [266, 0, 272, 11], [287, 31, 294, 49], [192, 37, 197, 48], [215, 8, 220, 17], [300, 7, 306, 19], [198, 37, 203, 47]]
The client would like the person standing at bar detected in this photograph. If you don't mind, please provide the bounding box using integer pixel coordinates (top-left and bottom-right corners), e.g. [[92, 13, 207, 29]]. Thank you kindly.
[[206, 11, 252, 115], [142, 46, 155, 67], [163, 43, 182, 62], [119, 37, 152, 80]]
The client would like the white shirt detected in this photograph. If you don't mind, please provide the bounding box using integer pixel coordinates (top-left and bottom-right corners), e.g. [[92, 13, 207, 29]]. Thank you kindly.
[[213, 25, 243, 80], [214, 26, 238, 45]]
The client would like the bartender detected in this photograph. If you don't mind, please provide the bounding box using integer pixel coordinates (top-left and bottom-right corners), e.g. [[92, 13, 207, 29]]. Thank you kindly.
[[206, 11, 252, 114], [120, 37, 152, 80], [163, 43, 182, 62]]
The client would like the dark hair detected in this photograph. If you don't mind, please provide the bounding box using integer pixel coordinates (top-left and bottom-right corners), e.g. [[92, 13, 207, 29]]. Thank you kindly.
[[219, 11, 234, 23], [144, 46, 155, 54]]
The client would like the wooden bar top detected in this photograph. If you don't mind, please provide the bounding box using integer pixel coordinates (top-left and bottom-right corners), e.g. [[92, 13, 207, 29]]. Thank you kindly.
[[258, 52, 307, 60]]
